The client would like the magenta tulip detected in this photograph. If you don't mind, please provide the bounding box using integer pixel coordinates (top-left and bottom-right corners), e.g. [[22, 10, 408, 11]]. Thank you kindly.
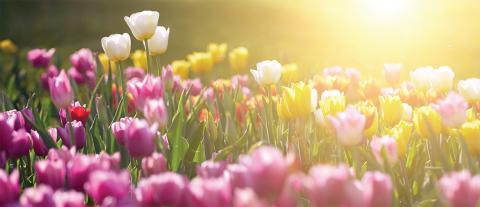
[[0, 113, 14, 151], [7, 129, 32, 159], [27, 48, 55, 68], [85, 170, 131, 204], [67, 155, 106, 191], [135, 172, 189, 206], [57, 121, 86, 149], [53, 190, 85, 207], [141, 152, 167, 176], [127, 75, 164, 109], [303, 164, 353, 206], [41, 65, 59, 90], [111, 117, 135, 145], [48, 70, 74, 109], [124, 66, 145, 81], [20, 185, 55, 207], [0, 169, 19, 206], [188, 177, 233, 207], [143, 99, 168, 128], [125, 119, 157, 158], [196, 160, 228, 179], [70, 48, 96, 73], [35, 159, 66, 189]]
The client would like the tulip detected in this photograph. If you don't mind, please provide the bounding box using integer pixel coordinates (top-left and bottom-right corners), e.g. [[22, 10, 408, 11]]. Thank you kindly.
[[185, 78, 203, 96], [233, 188, 268, 207], [188, 52, 214, 74], [281, 63, 300, 83], [47, 146, 75, 163], [125, 119, 158, 158], [30, 130, 49, 156], [124, 66, 145, 81], [131, 50, 148, 70], [3, 109, 26, 131], [20, 185, 55, 207], [27, 48, 55, 68], [53, 190, 85, 207], [70, 48, 96, 72], [143, 99, 168, 128], [328, 106, 366, 146], [434, 92, 468, 128], [207, 43, 227, 63], [35, 159, 66, 189], [48, 70, 74, 109], [250, 60, 282, 85], [390, 121, 413, 156], [141, 152, 167, 176], [379, 95, 403, 126], [438, 171, 480, 207], [147, 26, 170, 56], [99, 53, 117, 74], [196, 160, 228, 178], [458, 78, 480, 103], [135, 172, 189, 206], [323, 66, 343, 76], [410, 66, 434, 91], [384, 63, 403, 85], [68, 102, 91, 125], [319, 90, 346, 116], [171, 60, 190, 79], [0, 169, 19, 206], [401, 103, 413, 121], [225, 164, 250, 189], [188, 177, 233, 207], [111, 117, 135, 145], [127, 75, 164, 109], [85, 170, 131, 204], [275, 173, 303, 207], [40, 65, 59, 90], [69, 67, 96, 89], [0, 152, 6, 169], [460, 120, 480, 155], [370, 136, 398, 165], [355, 101, 378, 139], [431, 66, 455, 93], [57, 121, 86, 149], [7, 129, 32, 159], [231, 75, 249, 89], [124, 10, 159, 40], [67, 155, 106, 191], [0, 39, 17, 54], [0, 113, 14, 151], [303, 164, 353, 206], [362, 171, 393, 207], [101, 33, 131, 62], [413, 106, 442, 138], [277, 82, 317, 119], [229, 47, 249, 71], [96, 152, 121, 171]]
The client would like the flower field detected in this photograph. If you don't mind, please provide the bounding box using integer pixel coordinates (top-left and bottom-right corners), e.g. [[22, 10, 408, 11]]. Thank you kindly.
[[2, 8, 480, 207]]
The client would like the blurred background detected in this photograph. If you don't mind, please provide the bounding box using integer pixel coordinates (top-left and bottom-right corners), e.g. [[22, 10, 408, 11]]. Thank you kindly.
[[1, 0, 480, 79]]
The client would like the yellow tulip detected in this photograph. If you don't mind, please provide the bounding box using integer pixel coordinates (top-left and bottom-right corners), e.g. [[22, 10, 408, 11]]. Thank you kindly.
[[413, 106, 442, 138], [0, 39, 17, 54], [131, 50, 147, 70], [390, 121, 413, 156], [356, 101, 378, 139], [188, 52, 214, 74], [99, 53, 117, 74], [319, 90, 346, 117], [380, 95, 403, 126], [277, 82, 317, 119], [228, 47, 249, 72], [207, 43, 227, 63], [466, 108, 477, 122], [460, 120, 480, 155], [281, 63, 300, 83], [172, 60, 190, 79]]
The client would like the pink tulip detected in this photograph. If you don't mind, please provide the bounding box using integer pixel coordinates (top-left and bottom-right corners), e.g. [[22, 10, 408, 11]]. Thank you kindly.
[[434, 92, 468, 128], [27, 48, 55, 68], [0, 169, 19, 206], [171, 76, 185, 94], [303, 164, 353, 206], [188, 177, 233, 207], [323, 66, 343, 76], [438, 171, 480, 207], [34, 159, 66, 189], [57, 121, 86, 149], [233, 188, 268, 207], [111, 117, 135, 145], [53, 190, 85, 207], [49, 70, 74, 109], [30, 130, 49, 156], [7, 129, 32, 159], [370, 136, 398, 165], [141, 152, 167, 176], [196, 160, 228, 179], [384, 64, 403, 85], [47, 146, 75, 163], [67, 155, 107, 191], [346, 68, 361, 83], [124, 66, 145, 81], [275, 173, 303, 207], [3, 109, 25, 131], [85, 170, 131, 204], [162, 65, 174, 81], [0, 113, 14, 151], [231, 75, 249, 89], [70, 48, 96, 73], [362, 171, 393, 207], [143, 99, 168, 128], [125, 119, 157, 158], [135, 172, 189, 206], [185, 78, 202, 96], [0, 152, 6, 169], [20, 185, 55, 207], [41, 65, 59, 90], [127, 75, 164, 109], [328, 106, 366, 146], [96, 152, 121, 171], [225, 164, 250, 189]]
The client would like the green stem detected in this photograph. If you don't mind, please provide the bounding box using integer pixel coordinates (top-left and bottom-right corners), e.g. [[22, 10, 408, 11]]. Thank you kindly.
[[144, 40, 152, 74], [118, 61, 127, 116]]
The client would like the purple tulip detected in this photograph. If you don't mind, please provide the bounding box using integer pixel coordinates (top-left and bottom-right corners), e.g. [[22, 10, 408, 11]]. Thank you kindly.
[[3, 110, 25, 131], [188, 177, 233, 207], [196, 160, 227, 179], [67, 155, 107, 191], [7, 129, 32, 159], [135, 172, 189, 206], [41, 65, 59, 90], [0, 113, 14, 151], [0, 169, 19, 206], [438, 170, 480, 207], [141, 152, 167, 176], [185, 78, 202, 96], [49, 70, 74, 109], [143, 99, 168, 128], [111, 117, 135, 145], [0, 151, 6, 169], [30, 130, 49, 156], [124, 66, 145, 81], [69, 67, 87, 85], [362, 171, 393, 207], [35, 159, 66, 189], [53, 190, 85, 207], [20, 185, 55, 207], [127, 75, 164, 109], [27, 48, 55, 68], [57, 121, 86, 149], [20, 108, 34, 132], [203, 87, 215, 103], [125, 119, 157, 158], [85, 170, 131, 205], [70, 48, 96, 73]]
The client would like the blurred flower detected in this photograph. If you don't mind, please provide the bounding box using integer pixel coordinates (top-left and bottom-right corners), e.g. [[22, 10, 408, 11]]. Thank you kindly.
[[384, 63, 403, 85], [0, 114, 14, 151], [390, 121, 413, 156], [438, 171, 480, 207], [229, 47, 249, 71], [208, 43, 227, 63], [85, 170, 131, 204], [410, 66, 434, 91], [319, 90, 346, 116], [124, 10, 159, 40], [281, 63, 300, 83], [143, 99, 168, 128], [0, 169, 19, 206], [124, 66, 145, 81], [111, 117, 135, 145], [27, 48, 55, 68], [49, 70, 74, 109], [413, 106, 442, 138], [458, 78, 480, 103], [362, 171, 393, 207], [188, 177, 233, 207], [277, 82, 317, 119], [20, 185, 55, 207], [70, 48, 96, 72], [99, 53, 117, 74], [196, 160, 228, 178], [355, 101, 378, 139], [172, 60, 190, 79], [185, 78, 203, 96], [30, 130, 50, 156], [0, 39, 17, 54], [34, 160, 66, 189], [328, 106, 366, 146], [40, 65, 59, 90], [47, 146, 75, 163], [251, 60, 282, 85], [131, 50, 148, 70], [380, 95, 403, 127], [401, 103, 413, 121], [125, 119, 158, 158], [135, 172, 188, 206], [323, 66, 343, 76], [233, 188, 268, 207], [127, 74, 164, 109], [7, 129, 32, 159], [57, 121, 86, 149], [431, 66, 455, 93], [370, 136, 398, 165], [69, 67, 96, 88], [52, 190, 85, 207], [188, 52, 214, 74], [460, 120, 480, 155], [303, 164, 353, 206], [101, 33, 131, 62], [141, 152, 167, 176], [148, 26, 170, 56], [434, 92, 468, 128], [67, 155, 106, 191]]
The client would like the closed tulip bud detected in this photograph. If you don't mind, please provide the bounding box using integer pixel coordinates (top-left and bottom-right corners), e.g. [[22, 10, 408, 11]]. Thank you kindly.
[[127, 75, 164, 109], [229, 47, 249, 71], [53, 190, 85, 207], [438, 171, 480, 207], [188, 177, 233, 207], [196, 160, 228, 178], [188, 52, 214, 74], [328, 106, 366, 146], [27, 48, 55, 68], [148, 26, 169, 56], [303, 164, 353, 206], [125, 119, 158, 158], [434, 92, 468, 128], [370, 136, 398, 165], [319, 90, 346, 116], [143, 99, 168, 128], [85, 170, 131, 204], [380, 95, 403, 126], [20, 185, 55, 207], [431, 66, 455, 93], [67, 155, 107, 191], [0, 113, 14, 151], [47, 146, 75, 163], [250, 60, 282, 85], [281, 63, 300, 83], [7, 129, 32, 159], [49, 70, 74, 109], [57, 121, 86, 149], [355, 101, 378, 139], [35, 160, 66, 189], [384, 63, 403, 85], [141, 152, 167, 176], [410, 66, 434, 91], [233, 188, 269, 207], [172, 60, 190, 79], [390, 121, 413, 156], [0, 169, 19, 206], [124, 10, 159, 41], [99, 53, 117, 74], [30, 130, 49, 156], [0, 39, 17, 54], [413, 106, 442, 138], [458, 78, 480, 103], [101, 33, 131, 62], [207, 43, 227, 63], [70, 48, 96, 72], [401, 103, 413, 121], [277, 82, 317, 119], [185, 78, 203, 96], [41, 65, 59, 90], [111, 117, 135, 145], [362, 171, 393, 207], [460, 120, 480, 155], [131, 50, 148, 70], [136, 172, 188, 206]]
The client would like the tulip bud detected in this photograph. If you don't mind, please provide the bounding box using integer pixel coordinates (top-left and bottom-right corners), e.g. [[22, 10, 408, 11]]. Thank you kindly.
[[41, 65, 60, 90], [370, 136, 398, 165], [362, 171, 393, 207], [53, 190, 85, 207], [48, 70, 74, 109], [328, 106, 366, 146], [127, 75, 164, 109], [188, 177, 233, 207], [67, 155, 106, 191], [57, 121, 86, 149], [460, 120, 480, 155], [131, 49, 148, 69], [196, 160, 228, 179], [438, 171, 480, 207], [124, 66, 145, 81], [135, 172, 189, 206], [379, 95, 403, 127], [148, 26, 169, 56], [458, 78, 480, 103], [111, 117, 135, 145], [30, 130, 50, 156], [207, 43, 227, 63], [70, 48, 96, 73], [143, 99, 168, 129], [390, 121, 413, 156], [185, 78, 203, 96], [431, 66, 455, 93], [20, 185, 55, 207], [188, 52, 214, 74], [171, 60, 190, 80], [229, 47, 249, 72], [303, 164, 353, 206], [35, 159, 66, 189], [85, 170, 131, 204], [125, 119, 158, 158], [124, 10, 160, 41], [277, 82, 317, 119], [413, 106, 442, 138], [0, 169, 19, 206], [7, 129, 32, 159], [68, 102, 91, 125], [101, 33, 131, 62], [141, 152, 167, 176], [434, 92, 468, 128], [250, 60, 282, 85], [27, 48, 55, 68]]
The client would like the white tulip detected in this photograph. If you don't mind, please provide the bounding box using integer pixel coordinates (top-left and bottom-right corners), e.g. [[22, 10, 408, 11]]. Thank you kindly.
[[124, 10, 159, 41], [101, 33, 131, 62], [320, 89, 343, 102], [147, 26, 170, 56], [458, 78, 480, 102], [410, 66, 434, 91], [250, 60, 282, 85], [431, 66, 455, 93], [401, 103, 412, 121]]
